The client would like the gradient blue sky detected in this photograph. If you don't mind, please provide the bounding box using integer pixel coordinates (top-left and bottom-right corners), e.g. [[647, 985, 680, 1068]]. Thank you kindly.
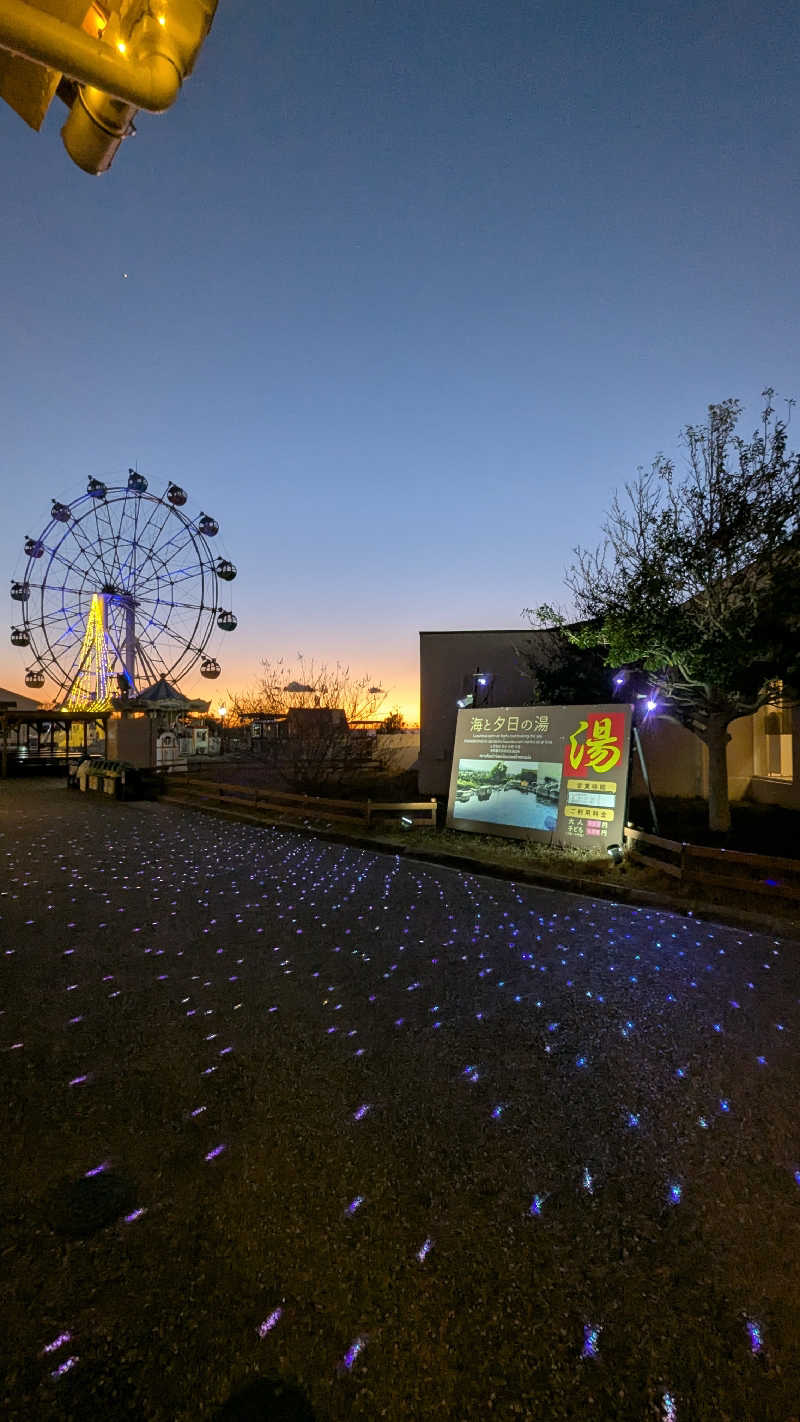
[[2, 0, 798, 719]]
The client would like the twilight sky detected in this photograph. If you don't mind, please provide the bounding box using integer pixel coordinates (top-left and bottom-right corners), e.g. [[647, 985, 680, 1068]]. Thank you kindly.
[[2, 0, 798, 721]]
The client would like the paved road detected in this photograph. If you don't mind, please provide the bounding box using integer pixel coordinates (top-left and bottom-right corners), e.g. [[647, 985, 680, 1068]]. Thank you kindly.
[[1, 783, 799, 1421]]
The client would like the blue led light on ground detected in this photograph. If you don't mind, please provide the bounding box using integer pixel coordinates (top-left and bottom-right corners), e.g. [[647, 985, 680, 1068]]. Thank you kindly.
[[3, 798, 796, 1417], [581, 1324, 601, 1358]]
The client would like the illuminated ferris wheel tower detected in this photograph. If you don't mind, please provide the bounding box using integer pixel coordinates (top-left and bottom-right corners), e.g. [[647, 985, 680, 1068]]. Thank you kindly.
[[9, 470, 237, 709]]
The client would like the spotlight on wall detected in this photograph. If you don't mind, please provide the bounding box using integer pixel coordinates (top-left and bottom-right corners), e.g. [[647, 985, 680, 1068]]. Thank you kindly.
[[646, 698, 658, 711], [456, 694, 474, 709], [400, 816, 413, 828], [606, 843, 624, 865]]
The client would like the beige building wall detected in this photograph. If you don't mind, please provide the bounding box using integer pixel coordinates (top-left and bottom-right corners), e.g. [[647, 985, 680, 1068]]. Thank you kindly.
[[629, 717, 704, 800]]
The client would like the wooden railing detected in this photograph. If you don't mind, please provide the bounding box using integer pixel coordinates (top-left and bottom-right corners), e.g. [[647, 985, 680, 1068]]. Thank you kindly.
[[623, 825, 800, 903], [163, 777, 437, 829]]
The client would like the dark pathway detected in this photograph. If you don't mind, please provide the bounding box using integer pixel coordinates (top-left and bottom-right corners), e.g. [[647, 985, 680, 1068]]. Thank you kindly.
[[1, 783, 798, 1421]]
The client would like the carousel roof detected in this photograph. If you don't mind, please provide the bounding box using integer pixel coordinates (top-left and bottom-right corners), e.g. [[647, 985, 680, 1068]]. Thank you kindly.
[[129, 679, 210, 712]]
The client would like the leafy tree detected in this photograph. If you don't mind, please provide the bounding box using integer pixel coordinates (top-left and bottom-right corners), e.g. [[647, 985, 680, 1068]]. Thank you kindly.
[[530, 392, 800, 833], [489, 761, 508, 783], [518, 624, 614, 705]]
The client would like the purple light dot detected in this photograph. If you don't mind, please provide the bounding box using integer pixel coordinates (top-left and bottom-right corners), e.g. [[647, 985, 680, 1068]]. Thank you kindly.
[[341, 1336, 366, 1371], [84, 1161, 109, 1178], [68, 1075, 89, 1086], [529, 1194, 544, 1216], [51, 1356, 78, 1379], [41, 1332, 72, 1355], [258, 1308, 283, 1336], [190, 1106, 206, 1117], [417, 1237, 433, 1261], [581, 1324, 601, 1358], [669, 1182, 682, 1204], [746, 1319, 763, 1354], [124, 1208, 146, 1223], [205, 1144, 227, 1162], [346, 1195, 364, 1214], [353, 1104, 370, 1121]]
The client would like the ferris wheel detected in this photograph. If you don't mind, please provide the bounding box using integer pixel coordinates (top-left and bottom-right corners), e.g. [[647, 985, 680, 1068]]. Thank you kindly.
[[9, 470, 237, 706]]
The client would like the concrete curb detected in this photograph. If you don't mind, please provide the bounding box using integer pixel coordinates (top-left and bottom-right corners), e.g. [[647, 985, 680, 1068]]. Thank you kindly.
[[157, 793, 800, 944]]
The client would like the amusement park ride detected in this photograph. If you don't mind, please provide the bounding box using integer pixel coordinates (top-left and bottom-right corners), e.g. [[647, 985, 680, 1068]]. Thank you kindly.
[[9, 470, 237, 710]]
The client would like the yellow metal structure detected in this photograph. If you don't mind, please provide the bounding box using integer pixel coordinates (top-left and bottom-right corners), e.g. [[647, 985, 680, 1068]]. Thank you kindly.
[[63, 593, 113, 710], [0, 0, 218, 173]]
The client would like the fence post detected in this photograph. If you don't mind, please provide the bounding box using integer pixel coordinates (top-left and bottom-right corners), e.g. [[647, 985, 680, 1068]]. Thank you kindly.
[[430, 798, 437, 827], [679, 842, 688, 891]]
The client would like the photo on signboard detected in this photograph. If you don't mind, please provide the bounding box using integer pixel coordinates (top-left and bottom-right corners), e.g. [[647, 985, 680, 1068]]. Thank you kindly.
[[452, 757, 563, 831]]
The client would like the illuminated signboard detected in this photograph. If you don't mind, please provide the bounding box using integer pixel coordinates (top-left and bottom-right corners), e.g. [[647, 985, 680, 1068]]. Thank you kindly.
[[446, 704, 633, 849]]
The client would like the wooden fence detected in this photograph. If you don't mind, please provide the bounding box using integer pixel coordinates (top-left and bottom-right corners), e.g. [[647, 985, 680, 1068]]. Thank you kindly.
[[164, 776, 437, 830], [623, 826, 800, 903]]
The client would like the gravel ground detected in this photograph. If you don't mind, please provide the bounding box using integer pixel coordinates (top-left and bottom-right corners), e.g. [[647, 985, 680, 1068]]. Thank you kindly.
[[1, 782, 799, 1422]]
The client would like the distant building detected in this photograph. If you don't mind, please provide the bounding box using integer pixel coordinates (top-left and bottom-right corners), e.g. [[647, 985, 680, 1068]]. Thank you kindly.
[[0, 686, 42, 711]]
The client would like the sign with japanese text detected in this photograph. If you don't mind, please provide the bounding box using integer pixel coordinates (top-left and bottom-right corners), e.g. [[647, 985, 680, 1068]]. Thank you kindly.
[[446, 704, 633, 849]]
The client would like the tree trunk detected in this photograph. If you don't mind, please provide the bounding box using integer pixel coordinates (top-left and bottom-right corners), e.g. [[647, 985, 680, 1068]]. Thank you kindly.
[[705, 714, 731, 834]]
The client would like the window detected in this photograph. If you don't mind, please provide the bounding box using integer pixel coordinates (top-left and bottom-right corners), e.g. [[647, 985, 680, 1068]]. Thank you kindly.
[[755, 689, 793, 780]]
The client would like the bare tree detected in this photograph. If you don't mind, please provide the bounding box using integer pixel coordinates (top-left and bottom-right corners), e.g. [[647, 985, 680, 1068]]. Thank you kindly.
[[229, 656, 389, 790]]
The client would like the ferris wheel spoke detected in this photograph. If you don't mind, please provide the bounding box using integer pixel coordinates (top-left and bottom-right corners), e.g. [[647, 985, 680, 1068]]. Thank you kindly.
[[101, 506, 137, 588], [129, 492, 167, 555], [138, 503, 176, 572], [35, 602, 87, 629], [72, 506, 115, 582], [138, 609, 210, 656], [42, 541, 97, 584], [146, 521, 192, 562], [161, 567, 211, 589], [136, 556, 208, 587], [36, 585, 92, 603], [134, 585, 208, 611], [79, 503, 113, 585]]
